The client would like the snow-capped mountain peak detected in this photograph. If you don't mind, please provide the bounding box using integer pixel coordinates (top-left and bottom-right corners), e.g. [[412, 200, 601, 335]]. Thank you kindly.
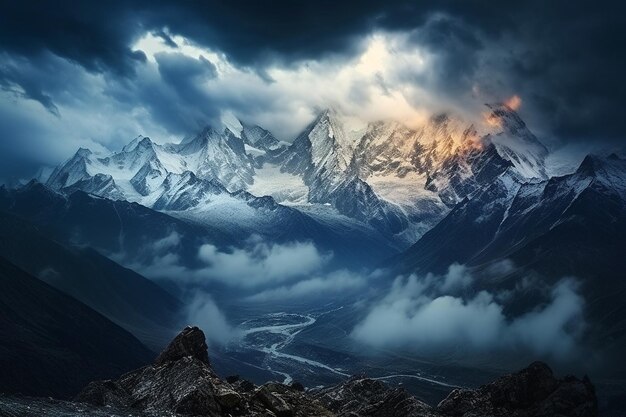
[[175, 125, 253, 191], [575, 153, 626, 200], [483, 103, 549, 180], [309, 108, 354, 170], [220, 110, 244, 138], [122, 135, 147, 153], [44, 104, 559, 249]]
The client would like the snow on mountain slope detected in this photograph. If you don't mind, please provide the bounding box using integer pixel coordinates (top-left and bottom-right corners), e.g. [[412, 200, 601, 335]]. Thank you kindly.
[[48, 125, 254, 199], [483, 103, 549, 180], [151, 171, 228, 211], [221, 110, 286, 155], [47, 148, 93, 190], [366, 171, 449, 243], [271, 105, 549, 240], [61, 173, 126, 200], [242, 123, 285, 152], [578, 153, 626, 200], [351, 106, 547, 209], [275, 110, 414, 237], [45, 104, 553, 250], [351, 114, 482, 212], [281, 109, 360, 186], [221, 111, 244, 139], [353, 120, 420, 178], [425, 141, 515, 206], [175, 126, 253, 191], [395, 153, 626, 275], [272, 105, 547, 238], [248, 163, 309, 204]]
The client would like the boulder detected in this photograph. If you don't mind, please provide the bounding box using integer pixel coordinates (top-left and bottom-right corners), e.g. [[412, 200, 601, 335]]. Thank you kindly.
[[155, 325, 210, 365]]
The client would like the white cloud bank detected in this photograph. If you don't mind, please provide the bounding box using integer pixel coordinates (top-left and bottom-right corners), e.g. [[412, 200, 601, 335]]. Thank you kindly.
[[352, 263, 585, 359], [246, 269, 365, 302], [195, 238, 331, 288], [135, 233, 336, 290]]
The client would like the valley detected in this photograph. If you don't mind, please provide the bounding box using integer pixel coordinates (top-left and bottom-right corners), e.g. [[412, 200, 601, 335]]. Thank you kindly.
[[1, 104, 625, 414]]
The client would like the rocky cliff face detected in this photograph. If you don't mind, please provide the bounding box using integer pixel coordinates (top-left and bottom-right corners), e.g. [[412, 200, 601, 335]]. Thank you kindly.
[[75, 326, 333, 417], [437, 362, 597, 417], [0, 327, 598, 417]]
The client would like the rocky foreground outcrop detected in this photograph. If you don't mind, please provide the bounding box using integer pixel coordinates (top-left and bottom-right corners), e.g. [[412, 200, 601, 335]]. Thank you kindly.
[[0, 326, 598, 417]]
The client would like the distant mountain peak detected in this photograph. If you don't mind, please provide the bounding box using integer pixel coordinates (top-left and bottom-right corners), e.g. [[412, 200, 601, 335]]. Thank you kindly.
[[576, 153, 626, 197], [75, 147, 93, 157], [137, 135, 153, 147], [318, 107, 339, 117], [220, 110, 244, 138], [122, 135, 146, 153], [481, 103, 548, 180]]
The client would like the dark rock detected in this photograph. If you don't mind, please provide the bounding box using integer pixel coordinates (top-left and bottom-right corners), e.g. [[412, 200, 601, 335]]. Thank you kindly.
[[77, 327, 223, 416], [69, 329, 598, 417], [74, 380, 130, 408], [254, 384, 294, 417], [83, 356, 223, 415], [488, 361, 558, 409], [314, 376, 437, 417], [232, 378, 256, 393], [214, 384, 244, 411], [250, 382, 332, 417], [290, 381, 305, 392], [437, 361, 598, 417], [155, 325, 210, 366], [226, 374, 241, 383]]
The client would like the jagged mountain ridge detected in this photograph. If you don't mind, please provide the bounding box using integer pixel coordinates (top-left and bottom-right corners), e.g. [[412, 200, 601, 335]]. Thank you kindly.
[[44, 104, 549, 247], [395, 154, 626, 274], [392, 154, 626, 375], [273, 104, 548, 241]]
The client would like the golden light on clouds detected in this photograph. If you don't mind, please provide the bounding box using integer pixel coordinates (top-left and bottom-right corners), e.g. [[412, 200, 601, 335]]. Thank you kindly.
[[130, 31, 490, 140], [482, 111, 502, 129], [462, 130, 485, 152], [504, 94, 522, 111]]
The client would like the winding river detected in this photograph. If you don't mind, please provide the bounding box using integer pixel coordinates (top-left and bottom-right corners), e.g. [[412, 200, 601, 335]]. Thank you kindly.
[[236, 310, 458, 389]]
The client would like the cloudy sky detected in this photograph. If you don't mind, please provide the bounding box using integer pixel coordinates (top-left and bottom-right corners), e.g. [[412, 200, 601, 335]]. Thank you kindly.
[[0, 0, 624, 181]]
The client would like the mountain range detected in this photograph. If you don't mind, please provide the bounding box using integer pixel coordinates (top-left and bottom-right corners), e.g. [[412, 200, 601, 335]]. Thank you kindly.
[[1, 103, 625, 413], [42, 103, 549, 249]]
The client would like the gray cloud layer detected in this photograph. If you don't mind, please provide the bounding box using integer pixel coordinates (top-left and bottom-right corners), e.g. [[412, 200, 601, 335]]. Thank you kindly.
[[352, 264, 585, 360], [1, 1, 624, 181], [132, 232, 335, 290]]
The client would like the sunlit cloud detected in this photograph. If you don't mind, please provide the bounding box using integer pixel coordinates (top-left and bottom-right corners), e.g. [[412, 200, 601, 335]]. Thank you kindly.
[[505, 94, 522, 111]]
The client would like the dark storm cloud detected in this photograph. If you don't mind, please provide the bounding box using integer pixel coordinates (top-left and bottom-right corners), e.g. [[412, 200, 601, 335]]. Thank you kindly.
[[0, 1, 146, 76], [0, 0, 624, 153], [499, 2, 626, 142], [407, 16, 484, 94], [0, 54, 59, 116], [156, 52, 217, 86], [102, 52, 220, 135]]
